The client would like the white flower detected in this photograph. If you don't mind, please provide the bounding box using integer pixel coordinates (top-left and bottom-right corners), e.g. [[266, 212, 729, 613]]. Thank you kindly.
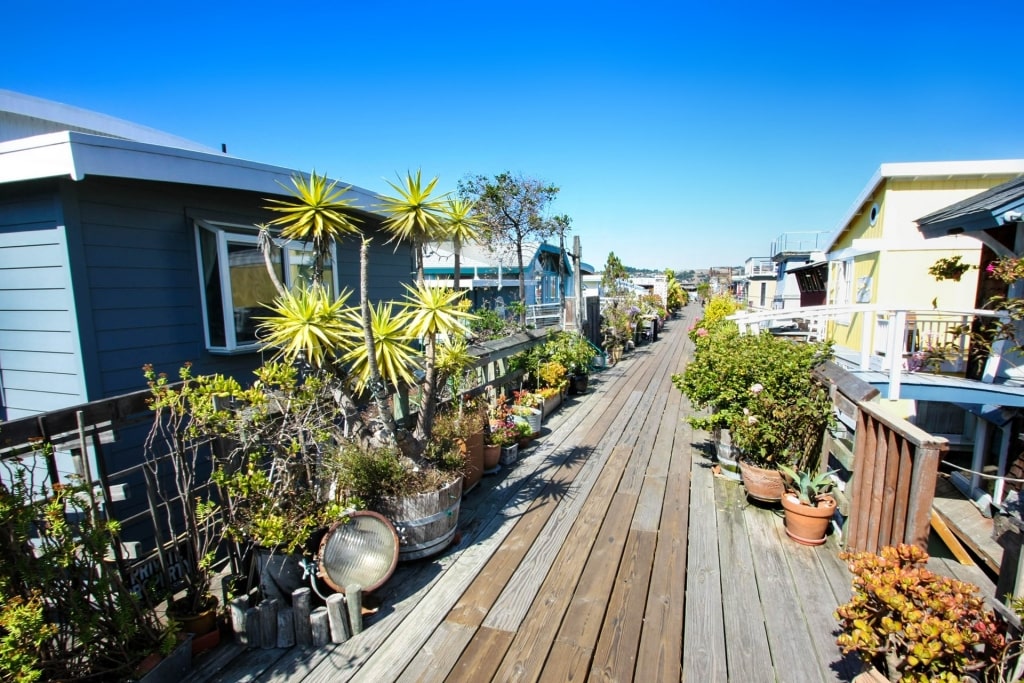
[[747, 415, 758, 425], [750, 383, 764, 394]]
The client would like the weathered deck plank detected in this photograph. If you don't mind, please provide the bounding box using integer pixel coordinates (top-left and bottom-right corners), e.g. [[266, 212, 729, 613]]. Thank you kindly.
[[682, 439, 728, 682], [715, 475, 774, 683]]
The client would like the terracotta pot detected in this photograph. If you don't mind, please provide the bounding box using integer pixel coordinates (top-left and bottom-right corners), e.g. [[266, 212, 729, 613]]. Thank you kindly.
[[781, 493, 836, 545], [483, 443, 501, 470], [169, 595, 218, 636], [738, 460, 785, 503], [459, 431, 485, 493]]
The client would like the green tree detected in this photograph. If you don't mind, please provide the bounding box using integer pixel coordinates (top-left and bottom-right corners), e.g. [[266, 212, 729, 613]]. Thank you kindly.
[[458, 172, 560, 323], [601, 252, 629, 297]]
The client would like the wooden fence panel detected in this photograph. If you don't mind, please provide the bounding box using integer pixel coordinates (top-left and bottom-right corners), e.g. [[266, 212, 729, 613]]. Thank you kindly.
[[847, 401, 947, 552]]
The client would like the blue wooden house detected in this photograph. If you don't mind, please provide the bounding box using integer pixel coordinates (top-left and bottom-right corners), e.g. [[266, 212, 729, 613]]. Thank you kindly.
[[423, 240, 592, 313], [0, 91, 411, 423]]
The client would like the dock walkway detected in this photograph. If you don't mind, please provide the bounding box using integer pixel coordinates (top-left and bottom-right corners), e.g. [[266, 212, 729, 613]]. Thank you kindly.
[[189, 304, 994, 682]]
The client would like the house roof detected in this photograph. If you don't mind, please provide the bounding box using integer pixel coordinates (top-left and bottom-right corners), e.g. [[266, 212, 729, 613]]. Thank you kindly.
[[916, 175, 1024, 239], [0, 130, 381, 212], [0, 89, 217, 153], [423, 239, 596, 276], [824, 159, 1024, 252]]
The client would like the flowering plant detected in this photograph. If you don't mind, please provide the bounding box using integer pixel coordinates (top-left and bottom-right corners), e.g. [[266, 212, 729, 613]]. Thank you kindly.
[[486, 420, 518, 447], [728, 380, 834, 470], [513, 390, 543, 409]]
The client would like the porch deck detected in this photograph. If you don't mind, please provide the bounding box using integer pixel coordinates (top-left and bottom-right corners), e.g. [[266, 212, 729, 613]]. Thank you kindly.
[[188, 305, 995, 683]]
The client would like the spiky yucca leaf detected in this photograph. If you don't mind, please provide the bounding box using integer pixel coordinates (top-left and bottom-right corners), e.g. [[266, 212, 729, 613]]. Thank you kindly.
[[436, 335, 476, 379], [340, 301, 418, 392], [401, 284, 478, 339], [377, 170, 447, 244], [256, 285, 356, 368], [266, 171, 363, 248], [441, 198, 484, 244]]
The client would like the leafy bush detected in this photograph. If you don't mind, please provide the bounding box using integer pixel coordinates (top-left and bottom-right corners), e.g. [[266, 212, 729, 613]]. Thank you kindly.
[[0, 460, 171, 682], [673, 327, 832, 437]]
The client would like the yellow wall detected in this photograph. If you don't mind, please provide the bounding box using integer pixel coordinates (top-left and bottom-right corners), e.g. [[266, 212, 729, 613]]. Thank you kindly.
[[825, 174, 1019, 353]]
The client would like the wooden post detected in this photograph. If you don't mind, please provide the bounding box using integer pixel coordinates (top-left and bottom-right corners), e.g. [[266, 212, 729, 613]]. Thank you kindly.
[[310, 607, 330, 647], [347, 584, 363, 635], [230, 597, 249, 645], [244, 607, 259, 649], [326, 593, 350, 643], [292, 587, 313, 647], [259, 599, 279, 650], [276, 607, 295, 648]]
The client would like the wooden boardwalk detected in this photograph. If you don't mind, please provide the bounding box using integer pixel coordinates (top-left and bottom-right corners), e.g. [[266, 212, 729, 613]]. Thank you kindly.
[[189, 304, 996, 683]]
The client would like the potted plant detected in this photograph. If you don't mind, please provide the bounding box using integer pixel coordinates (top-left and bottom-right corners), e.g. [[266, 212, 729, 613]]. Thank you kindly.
[[674, 326, 833, 498], [487, 419, 519, 467], [510, 390, 543, 435], [777, 465, 837, 545], [835, 544, 1012, 682], [728, 379, 835, 503]]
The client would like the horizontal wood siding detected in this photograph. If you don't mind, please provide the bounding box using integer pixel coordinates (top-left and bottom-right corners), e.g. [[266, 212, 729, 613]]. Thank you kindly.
[[0, 190, 85, 420]]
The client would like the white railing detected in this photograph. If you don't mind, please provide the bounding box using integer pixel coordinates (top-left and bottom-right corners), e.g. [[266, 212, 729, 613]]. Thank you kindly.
[[728, 304, 1011, 400], [526, 302, 563, 329]]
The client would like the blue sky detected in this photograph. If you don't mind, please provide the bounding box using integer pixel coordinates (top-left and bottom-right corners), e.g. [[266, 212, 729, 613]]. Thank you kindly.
[[5, 1, 1023, 270]]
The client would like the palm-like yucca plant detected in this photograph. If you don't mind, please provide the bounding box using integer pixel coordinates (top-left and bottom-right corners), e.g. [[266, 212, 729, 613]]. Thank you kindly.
[[266, 171, 363, 284], [441, 198, 484, 290], [341, 300, 418, 393], [401, 284, 477, 444], [378, 170, 447, 284], [257, 284, 356, 368]]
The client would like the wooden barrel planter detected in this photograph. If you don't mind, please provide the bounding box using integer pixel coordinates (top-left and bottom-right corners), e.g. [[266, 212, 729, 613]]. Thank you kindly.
[[375, 475, 463, 561]]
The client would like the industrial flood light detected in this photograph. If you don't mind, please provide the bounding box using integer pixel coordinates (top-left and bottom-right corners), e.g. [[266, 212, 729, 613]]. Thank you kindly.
[[317, 511, 399, 594]]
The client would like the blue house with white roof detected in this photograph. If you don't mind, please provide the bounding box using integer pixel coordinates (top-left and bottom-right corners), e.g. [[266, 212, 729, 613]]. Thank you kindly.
[[0, 90, 411, 424]]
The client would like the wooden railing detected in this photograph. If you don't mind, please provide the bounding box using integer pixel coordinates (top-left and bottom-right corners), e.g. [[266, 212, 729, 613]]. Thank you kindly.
[[846, 401, 947, 552]]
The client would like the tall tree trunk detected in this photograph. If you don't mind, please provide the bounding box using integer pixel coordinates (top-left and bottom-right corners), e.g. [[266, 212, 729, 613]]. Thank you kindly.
[[414, 332, 438, 447], [360, 239, 398, 443], [257, 227, 287, 298], [415, 242, 425, 286], [453, 235, 462, 291], [516, 241, 527, 325]]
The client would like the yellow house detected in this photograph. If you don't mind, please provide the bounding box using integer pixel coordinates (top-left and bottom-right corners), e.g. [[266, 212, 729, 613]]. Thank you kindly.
[[824, 160, 1024, 354]]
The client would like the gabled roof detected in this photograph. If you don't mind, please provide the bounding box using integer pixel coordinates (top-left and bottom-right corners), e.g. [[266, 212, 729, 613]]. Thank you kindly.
[[916, 175, 1024, 238], [824, 159, 1024, 251]]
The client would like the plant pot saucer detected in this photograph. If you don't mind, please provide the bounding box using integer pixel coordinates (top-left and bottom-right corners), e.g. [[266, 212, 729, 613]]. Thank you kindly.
[[483, 465, 501, 476]]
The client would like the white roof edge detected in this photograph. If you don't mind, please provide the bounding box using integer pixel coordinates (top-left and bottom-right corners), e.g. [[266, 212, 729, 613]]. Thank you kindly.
[[0, 89, 217, 154], [0, 130, 381, 211], [823, 159, 1024, 252]]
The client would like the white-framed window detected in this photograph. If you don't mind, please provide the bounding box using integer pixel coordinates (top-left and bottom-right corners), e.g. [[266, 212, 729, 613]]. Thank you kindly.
[[195, 220, 335, 353], [833, 258, 853, 324]]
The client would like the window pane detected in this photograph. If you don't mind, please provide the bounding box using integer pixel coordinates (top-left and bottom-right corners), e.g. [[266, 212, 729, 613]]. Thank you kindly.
[[199, 229, 226, 347], [228, 242, 282, 345], [289, 248, 333, 297]]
